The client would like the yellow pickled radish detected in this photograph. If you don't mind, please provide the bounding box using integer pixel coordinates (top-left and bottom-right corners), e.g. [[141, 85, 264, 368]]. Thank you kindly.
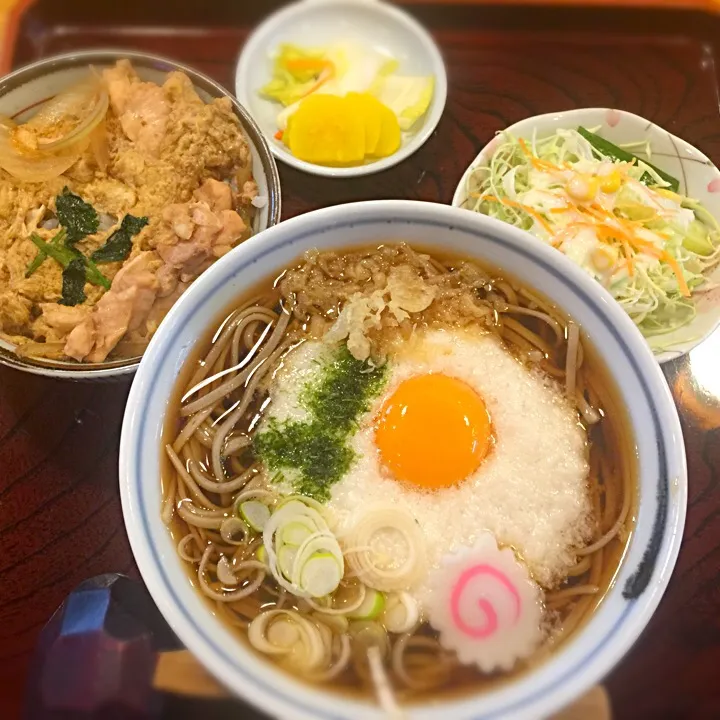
[[371, 101, 401, 158], [285, 94, 365, 165], [345, 92, 382, 156]]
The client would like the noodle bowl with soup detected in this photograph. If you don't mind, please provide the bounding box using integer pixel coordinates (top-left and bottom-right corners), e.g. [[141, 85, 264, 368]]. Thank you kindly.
[[120, 201, 686, 719]]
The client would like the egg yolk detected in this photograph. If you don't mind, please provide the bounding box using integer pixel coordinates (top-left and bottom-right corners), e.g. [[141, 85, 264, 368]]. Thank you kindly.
[[375, 374, 493, 490]]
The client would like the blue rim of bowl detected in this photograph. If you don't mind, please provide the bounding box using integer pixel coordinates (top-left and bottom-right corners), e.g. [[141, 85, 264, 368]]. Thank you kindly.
[[0, 48, 281, 379], [125, 206, 684, 719]]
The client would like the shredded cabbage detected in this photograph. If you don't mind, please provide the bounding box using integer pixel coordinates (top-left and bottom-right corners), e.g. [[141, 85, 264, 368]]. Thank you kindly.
[[466, 128, 720, 347]]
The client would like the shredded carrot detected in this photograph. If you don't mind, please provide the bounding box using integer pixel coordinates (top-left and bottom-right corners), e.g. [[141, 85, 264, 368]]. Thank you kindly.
[[659, 251, 691, 296], [621, 238, 635, 276], [285, 58, 332, 73], [274, 130, 284, 141], [473, 194, 554, 235], [295, 64, 335, 100], [518, 137, 564, 174]]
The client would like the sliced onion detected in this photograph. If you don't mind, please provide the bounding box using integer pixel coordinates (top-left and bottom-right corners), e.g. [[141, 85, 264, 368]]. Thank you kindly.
[[248, 609, 330, 673], [90, 118, 109, 172], [27, 75, 109, 152], [381, 592, 420, 634], [0, 72, 109, 182], [0, 125, 87, 182], [344, 507, 427, 592]]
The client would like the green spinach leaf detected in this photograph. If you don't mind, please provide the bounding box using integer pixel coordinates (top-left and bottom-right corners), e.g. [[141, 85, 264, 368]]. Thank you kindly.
[[56, 186, 99, 245], [58, 258, 87, 306], [91, 214, 149, 264]]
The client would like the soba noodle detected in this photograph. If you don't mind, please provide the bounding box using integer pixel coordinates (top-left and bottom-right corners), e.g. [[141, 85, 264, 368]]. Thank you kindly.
[[162, 244, 636, 702]]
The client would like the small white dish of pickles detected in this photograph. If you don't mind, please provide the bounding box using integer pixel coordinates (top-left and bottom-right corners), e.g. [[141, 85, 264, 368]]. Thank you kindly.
[[235, 0, 447, 178]]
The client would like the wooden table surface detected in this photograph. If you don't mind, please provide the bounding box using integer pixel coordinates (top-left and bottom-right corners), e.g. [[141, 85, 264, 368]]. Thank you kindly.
[[2, 1, 720, 718]]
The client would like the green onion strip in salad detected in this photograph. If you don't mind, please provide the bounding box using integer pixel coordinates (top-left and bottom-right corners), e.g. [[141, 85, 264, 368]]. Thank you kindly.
[[466, 127, 720, 345]]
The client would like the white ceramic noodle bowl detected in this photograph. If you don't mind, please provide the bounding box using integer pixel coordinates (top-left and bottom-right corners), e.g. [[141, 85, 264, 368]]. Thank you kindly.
[[452, 108, 720, 364], [120, 201, 686, 720]]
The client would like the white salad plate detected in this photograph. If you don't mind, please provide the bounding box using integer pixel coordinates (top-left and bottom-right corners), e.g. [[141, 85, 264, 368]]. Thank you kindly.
[[235, 0, 447, 178], [121, 200, 686, 720], [452, 108, 720, 364]]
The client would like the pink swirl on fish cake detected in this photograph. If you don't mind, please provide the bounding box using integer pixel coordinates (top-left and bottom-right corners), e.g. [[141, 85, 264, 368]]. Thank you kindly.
[[450, 564, 521, 639]]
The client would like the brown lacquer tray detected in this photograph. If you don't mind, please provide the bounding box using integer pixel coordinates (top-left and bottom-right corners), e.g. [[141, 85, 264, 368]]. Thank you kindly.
[[3, 2, 720, 719]]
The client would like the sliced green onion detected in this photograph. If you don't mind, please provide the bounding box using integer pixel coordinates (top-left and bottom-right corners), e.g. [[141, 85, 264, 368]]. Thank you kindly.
[[281, 521, 313, 546], [278, 545, 297, 580], [239, 500, 271, 532], [262, 494, 344, 598], [256, 545, 269, 566], [347, 588, 385, 620], [299, 552, 344, 597]]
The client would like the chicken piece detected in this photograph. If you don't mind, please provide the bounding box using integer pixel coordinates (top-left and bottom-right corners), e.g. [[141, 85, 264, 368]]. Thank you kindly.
[[145, 280, 189, 333], [64, 252, 160, 362], [112, 252, 160, 332], [86, 287, 137, 363], [155, 263, 179, 298], [64, 317, 96, 362], [214, 210, 247, 257], [156, 236, 211, 282], [191, 203, 223, 233], [194, 179, 232, 213], [103, 60, 170, 156], [163, 71, 202, 105], [162, 203, 194, 240], [39, 304, 90, 336], [240, 179, 258, 205]]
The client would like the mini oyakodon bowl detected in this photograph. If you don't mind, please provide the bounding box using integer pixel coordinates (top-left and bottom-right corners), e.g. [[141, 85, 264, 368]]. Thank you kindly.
[[0, 49, 281, 381], [120, 200, 686, 720]]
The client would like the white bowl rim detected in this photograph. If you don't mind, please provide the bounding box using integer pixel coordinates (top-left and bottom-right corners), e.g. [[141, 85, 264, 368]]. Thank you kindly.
[[451, 106, 720, 365], [234, 0, 448, 179], [120, 199, 686, 719], [0, 48, 282, 380]]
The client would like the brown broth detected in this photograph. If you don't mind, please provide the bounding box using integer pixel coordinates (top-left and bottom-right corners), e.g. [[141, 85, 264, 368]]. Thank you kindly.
[[160, 244, 638, 703]]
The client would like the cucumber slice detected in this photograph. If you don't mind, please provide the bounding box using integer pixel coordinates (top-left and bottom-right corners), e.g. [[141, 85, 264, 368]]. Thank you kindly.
[[299, 551, 343, 597], [239, 500, 271, 532], [281, 521, 313, 547], [278, 545, 297, 580], [347, 588, 385, 620]]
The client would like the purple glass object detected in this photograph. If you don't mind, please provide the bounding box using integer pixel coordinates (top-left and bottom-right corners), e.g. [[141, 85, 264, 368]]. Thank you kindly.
[[25, 574, 179, 720]]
